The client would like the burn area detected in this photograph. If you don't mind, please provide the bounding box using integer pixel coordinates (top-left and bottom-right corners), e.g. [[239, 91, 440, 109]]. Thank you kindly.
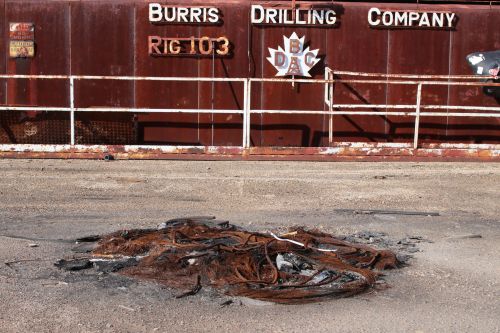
[[57, 217, 402, 304]]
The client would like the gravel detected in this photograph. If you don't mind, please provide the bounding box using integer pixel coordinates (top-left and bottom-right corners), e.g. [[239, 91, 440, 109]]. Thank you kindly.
[[0, 160, 498, 332]]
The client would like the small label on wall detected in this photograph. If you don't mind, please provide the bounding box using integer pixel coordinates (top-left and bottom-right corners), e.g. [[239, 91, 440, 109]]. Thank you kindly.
[[9, 23, 35, 40], [9, 22, 35, 58], [9, 40, 35, 58]]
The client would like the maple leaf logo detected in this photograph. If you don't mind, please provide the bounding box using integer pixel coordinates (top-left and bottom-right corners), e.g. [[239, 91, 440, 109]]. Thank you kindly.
[[267, 32, 320, 78]]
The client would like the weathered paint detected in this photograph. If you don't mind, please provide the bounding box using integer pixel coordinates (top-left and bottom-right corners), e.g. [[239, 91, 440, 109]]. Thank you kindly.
[[0, 143, 498, 161]]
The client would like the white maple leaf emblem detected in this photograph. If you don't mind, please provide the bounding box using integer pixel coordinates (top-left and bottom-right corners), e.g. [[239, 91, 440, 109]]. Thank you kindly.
[[267, 32, 320, 78]]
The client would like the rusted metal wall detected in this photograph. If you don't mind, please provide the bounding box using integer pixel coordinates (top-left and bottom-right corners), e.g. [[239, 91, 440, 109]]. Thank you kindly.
[[0, 0, 499, 147], [71, 1, 136, 144], [1, 1, 71, 144]]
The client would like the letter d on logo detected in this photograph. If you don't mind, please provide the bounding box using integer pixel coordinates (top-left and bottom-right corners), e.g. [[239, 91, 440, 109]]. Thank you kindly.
[[275, 52, 286, 66]]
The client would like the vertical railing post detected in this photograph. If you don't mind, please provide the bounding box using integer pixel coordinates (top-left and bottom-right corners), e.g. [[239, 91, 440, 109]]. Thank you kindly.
[[413, 83, 422, 149], [242, 79, 248, 148], [324, 68, 334, 145], [328, 74, 334, 145], [324, 68, 330, 105], [70, 76, 75, 145], [246, 80, 252, 148]]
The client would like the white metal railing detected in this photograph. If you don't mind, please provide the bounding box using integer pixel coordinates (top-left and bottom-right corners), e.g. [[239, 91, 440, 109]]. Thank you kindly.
[[0, 75, 247, 146], [0, 72, 499, 150], [322, 68, 500, 148]]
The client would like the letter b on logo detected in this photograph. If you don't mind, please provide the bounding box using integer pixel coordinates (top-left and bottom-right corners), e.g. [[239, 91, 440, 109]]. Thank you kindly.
[[289, 39, 300, 54]]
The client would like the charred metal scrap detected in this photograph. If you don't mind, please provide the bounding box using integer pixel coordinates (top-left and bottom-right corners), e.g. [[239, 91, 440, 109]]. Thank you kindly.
[[89, 217, 399, 304]]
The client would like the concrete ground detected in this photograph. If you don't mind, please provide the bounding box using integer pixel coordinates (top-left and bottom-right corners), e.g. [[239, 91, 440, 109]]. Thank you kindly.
[[0, 159, 498, 333]]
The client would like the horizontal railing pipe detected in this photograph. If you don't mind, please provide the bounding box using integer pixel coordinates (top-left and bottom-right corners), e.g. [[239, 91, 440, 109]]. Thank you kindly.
[[0, 73, 499, 155]]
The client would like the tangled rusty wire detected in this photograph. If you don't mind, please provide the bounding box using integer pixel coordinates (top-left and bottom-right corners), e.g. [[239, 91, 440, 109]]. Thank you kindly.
[[92, 217, 399, 304]]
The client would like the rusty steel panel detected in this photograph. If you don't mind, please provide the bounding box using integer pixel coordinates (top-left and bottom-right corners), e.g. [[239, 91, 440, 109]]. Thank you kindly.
[[0, 0, 498, 152], [253, 22, 327, 147], [135, 1, 248, 146], [135, 1, 201, 145], [197, 3, 248, 147], [5, 1, 70, 106], [1, 0, 70, 144], [70, 1, 136, 144], [447, 6, 500, 144], [326, 3, 389, 144], [248, 1, 337, 147], [384, 4, 451, 144]]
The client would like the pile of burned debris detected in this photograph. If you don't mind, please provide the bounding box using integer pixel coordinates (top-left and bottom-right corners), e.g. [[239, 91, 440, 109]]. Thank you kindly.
[[58, 217, 401, 304]]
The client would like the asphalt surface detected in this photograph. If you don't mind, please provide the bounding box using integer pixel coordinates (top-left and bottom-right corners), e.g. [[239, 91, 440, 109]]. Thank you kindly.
[[0, 160, 498, 333]]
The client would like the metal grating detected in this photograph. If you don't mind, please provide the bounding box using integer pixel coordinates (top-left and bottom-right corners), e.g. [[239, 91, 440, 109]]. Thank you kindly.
[[0, 111, 69, 144], [74, 113, 137, 145]]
